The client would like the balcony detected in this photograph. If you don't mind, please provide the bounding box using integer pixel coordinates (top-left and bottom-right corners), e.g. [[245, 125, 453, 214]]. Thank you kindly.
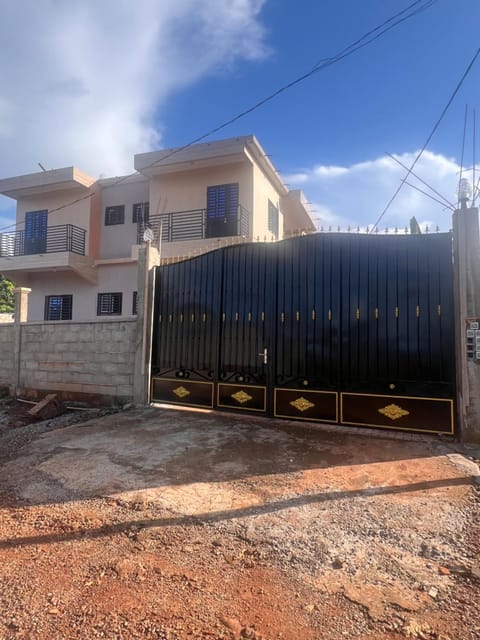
[[0, 223, 86, 257], [136, 205, 250, 246], [0, 224, 97, 284]]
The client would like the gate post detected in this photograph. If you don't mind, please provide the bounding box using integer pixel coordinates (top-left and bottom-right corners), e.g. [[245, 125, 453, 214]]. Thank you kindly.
[[453, 206, 480, 442], [133, 242, 160, 406], [12, 287, 31, 397]]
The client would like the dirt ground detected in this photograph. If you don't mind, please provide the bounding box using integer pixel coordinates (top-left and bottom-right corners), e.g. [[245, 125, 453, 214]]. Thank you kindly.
[[0, 398, 479, 640]]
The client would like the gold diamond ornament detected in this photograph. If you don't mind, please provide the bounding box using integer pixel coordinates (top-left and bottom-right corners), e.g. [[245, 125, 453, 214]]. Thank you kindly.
[[231, 389, 253, 404], [378, 403, 410, 421], [290, 396, 315, 412], [173, 385, 190, 399]]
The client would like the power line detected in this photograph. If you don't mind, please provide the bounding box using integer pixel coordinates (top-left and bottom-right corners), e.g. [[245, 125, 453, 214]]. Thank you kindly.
[[117, 0, 439, 187], [371, 46, 480, 232], [386, 152, 455, 208], [312, 0, 437, 70], [404, 180, 454, 211], [2, 0, 440, 229]]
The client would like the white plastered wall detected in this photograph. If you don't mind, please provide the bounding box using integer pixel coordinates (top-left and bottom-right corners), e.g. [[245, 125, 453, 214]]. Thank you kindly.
[[251, 161, 284, 240], [26, 263, 138, 322], [16, 188, 92, 248], [99, 177, 149, 259], [148, 161, 253, 230]]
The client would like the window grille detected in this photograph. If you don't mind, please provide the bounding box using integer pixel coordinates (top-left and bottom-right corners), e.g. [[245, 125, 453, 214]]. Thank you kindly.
[[105, 205, 125, 226], [97, 292, 122, 315], [132, 202, 150, 224], [44, 295, 72, 321]]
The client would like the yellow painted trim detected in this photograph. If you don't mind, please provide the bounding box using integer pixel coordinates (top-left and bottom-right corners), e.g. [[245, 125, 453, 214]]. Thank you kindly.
[[217, 383, 266, 412], [273, 388, 339, 423], [340, 391, 454, 402], [340, 392, 454, 435], [150, 377, 214, 408]]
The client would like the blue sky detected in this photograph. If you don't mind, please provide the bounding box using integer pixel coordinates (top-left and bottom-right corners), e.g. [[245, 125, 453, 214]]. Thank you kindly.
[[1, 0, 480, 231]]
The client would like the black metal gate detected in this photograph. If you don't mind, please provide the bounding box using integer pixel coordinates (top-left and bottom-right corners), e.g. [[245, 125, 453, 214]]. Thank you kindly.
[[151, 233, 455, 435]]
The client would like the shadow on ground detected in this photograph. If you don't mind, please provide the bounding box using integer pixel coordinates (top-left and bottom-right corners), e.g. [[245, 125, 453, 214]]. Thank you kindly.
[[0, 405, 473, 509]]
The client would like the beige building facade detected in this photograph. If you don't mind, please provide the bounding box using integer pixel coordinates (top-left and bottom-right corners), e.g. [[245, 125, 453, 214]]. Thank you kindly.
[[0, 136, 314, 323]]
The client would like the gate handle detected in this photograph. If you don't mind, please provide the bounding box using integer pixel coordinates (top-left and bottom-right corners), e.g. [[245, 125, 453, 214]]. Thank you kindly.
[[258, 348, 268, 365]]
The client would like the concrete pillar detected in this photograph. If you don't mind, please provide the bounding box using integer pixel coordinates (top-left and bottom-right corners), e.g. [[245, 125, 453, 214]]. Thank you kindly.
[[13, 287, 31, 323], [12, 287, 31, 396], [453, 207, 480, 442], [133, 243, 160, 405]]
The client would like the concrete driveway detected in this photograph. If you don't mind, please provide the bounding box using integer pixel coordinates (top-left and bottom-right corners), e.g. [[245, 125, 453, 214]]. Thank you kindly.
[[2, 404, 478, 510]]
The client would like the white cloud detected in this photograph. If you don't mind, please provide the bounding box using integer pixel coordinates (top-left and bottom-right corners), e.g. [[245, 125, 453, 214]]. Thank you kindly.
[[286, 151, 464, 232], [0, 0, 268, 215]]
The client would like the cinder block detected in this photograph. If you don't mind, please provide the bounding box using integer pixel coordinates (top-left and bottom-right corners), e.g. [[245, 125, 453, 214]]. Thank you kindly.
[[115, 385, 134, 397], [109, 375, 130, 386], [53, 381, 84, 392], [80, 383, 116, 395]]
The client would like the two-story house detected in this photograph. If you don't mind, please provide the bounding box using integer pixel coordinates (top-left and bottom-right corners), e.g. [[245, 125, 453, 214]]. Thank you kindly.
[[0, 136, 314, 322]]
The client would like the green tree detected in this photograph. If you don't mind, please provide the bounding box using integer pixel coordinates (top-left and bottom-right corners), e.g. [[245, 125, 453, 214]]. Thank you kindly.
[[0, 276, 15, 312]]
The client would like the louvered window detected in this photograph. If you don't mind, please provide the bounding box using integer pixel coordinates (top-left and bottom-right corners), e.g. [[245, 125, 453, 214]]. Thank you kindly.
[[25, 210, 48, 254], [44, 295, 72, 321], [268, 200, 279, 239], [105, 205, 125, 226], [97, 292, 122, 316], [206, 183, 239, 238], [132, 291, 138, 315]]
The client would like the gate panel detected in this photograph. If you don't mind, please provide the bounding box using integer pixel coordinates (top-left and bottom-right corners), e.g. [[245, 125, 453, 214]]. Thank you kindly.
[[273, 234, 340, 422], [340, 393, 453, 433], [339, 233, 455, 433], [217, 243, 273, 413], [150, 251, 221, 407]]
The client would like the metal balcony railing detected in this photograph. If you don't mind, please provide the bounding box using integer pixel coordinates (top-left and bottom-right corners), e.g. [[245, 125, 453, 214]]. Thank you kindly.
[[136, 205, 250, 245], [0, 224, 86, 257]]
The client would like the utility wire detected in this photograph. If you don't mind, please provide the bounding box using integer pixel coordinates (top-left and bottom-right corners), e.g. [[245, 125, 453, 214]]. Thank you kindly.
[[386, 152, 455, 208], [2, 0, 439, 230], [404, 180, 454, 210], [114, 0, 439, 188], [370, 46, 480, 232], [312, 0, 437, 69]]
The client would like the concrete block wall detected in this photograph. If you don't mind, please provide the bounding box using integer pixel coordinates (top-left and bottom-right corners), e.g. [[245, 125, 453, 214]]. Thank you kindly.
[[16, 319, 136, 402], [0, 324, 14, 386]]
